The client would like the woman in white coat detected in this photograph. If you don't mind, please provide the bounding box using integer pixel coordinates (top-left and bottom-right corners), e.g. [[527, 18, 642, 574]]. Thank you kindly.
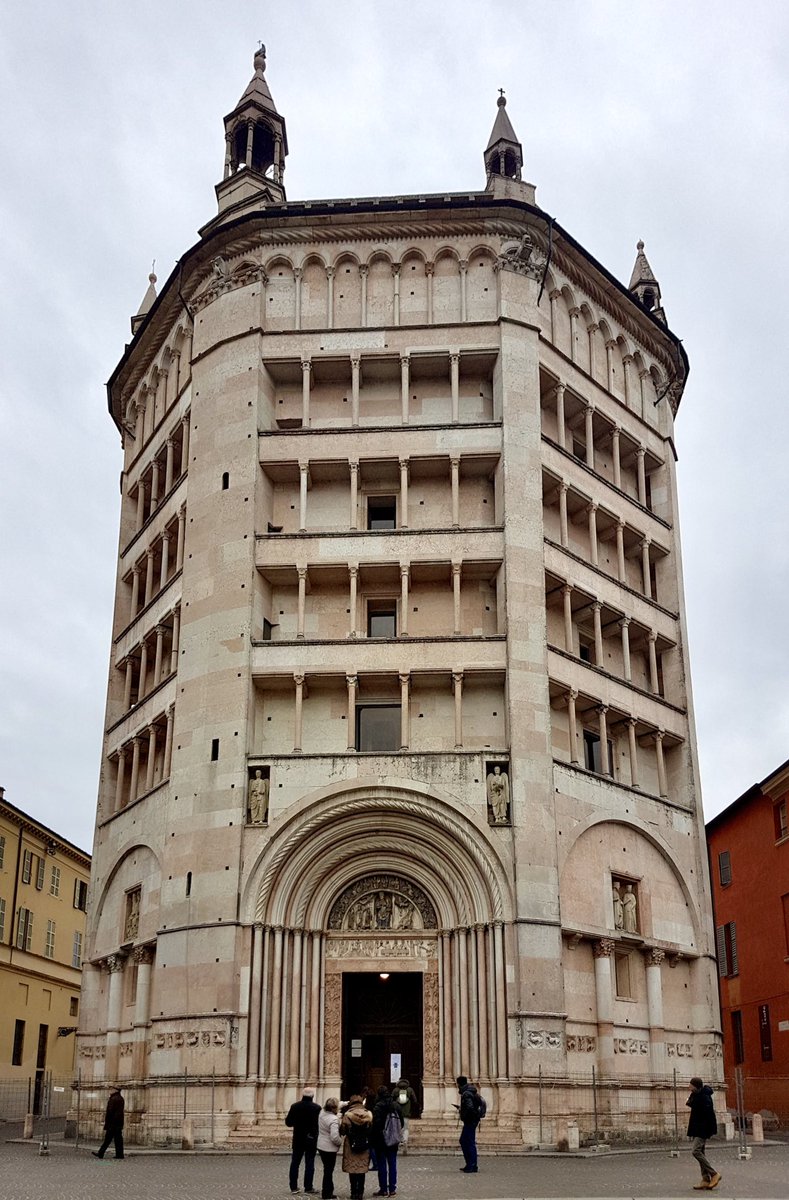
[[317, 1097, 342, 1200]]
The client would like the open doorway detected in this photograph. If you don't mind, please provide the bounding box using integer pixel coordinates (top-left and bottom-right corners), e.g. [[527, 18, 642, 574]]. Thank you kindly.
[[342, 972, 422, 1109]]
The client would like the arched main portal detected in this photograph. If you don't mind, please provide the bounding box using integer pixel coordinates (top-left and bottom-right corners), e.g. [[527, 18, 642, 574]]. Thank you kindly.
[[243, 783, 513, 1111]]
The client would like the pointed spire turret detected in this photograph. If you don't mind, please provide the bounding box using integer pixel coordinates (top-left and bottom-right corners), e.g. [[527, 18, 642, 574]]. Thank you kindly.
[[628, 240, 665, 322], [484, 91, 523, 182], [214, 44, 288, 220], [131, 266, 157, 335]]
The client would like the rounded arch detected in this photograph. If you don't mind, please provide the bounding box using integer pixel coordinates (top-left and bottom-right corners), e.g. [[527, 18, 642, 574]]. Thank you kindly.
[[465, 246, 497, 323], [332, 251, 363, 327], [400, 249, 428, 324], [434, 245, 460, 266], [91, 842, 163, 958], [242, 781, 513, 930], [558, 812, 702, 947], [366, 249, 395, 268], [433, 248, 461, 324]]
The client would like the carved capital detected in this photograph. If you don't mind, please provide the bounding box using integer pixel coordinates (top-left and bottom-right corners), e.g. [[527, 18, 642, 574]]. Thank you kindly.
[[593, 938, 615, 959], [644, 948, 665, 968]]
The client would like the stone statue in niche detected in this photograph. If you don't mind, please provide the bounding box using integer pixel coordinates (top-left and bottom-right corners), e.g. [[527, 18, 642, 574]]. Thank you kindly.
[[374, 890, 393, 929], [248, 769, 269, 824], [486, 765, 510, 824], [612, 881, 624, 930], [622, 883, 638, 933], [124, 889, 141, 941]]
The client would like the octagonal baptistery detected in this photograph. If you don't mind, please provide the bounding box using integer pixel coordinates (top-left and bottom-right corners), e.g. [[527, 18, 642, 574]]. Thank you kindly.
[[78, 47, 722, 1148]]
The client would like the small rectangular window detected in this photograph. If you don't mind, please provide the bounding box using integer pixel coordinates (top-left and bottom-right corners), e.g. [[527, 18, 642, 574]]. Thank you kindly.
[[759, 1004, 773, 1062], [211, 738, 220, 761], [367, 599, 397, 638], [716, 921, 738, 978], [0, 834, 5, 869], [22, 850, 32, 884], [261, 618, 275, 641], [718, 850, 732, 887], [774, 800, 788, 841], [356, 704, 401, 752], [45, 920, 55, 960], [72, 930, 83, 969], [731, 1010, 744, 1064], [35, 856, 45, 890], [50, 866, 60, 897], [367, 495, 397, 530], [583, 729, 613, 776], [69, 996, 79, 1018], [73, 879, 88, 912], [615, 952, 632, 998], [12, 1019, 25, 1066]]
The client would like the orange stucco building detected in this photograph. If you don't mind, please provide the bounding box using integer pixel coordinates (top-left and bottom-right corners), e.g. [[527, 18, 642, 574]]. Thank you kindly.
[[707, 758, 789, 1118]]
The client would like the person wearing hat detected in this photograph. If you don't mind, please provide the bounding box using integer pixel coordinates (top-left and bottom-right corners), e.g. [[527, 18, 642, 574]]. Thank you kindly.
[[92, 1084, 125, 1160], [285, 1085, 321, 1194]]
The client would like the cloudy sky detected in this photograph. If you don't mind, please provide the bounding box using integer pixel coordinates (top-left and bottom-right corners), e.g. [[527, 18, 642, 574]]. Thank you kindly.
[[1, 2, 787, 852]]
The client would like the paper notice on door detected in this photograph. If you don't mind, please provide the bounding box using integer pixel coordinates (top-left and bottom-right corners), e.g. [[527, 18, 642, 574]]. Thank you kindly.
[[390, 1052, 401, 1081]]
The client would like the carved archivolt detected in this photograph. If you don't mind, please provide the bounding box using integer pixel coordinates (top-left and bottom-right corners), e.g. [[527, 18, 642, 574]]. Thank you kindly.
[[328, 873, 437, 931]]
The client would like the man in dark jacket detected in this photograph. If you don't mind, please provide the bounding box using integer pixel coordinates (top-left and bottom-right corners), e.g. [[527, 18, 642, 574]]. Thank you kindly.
[[686, 1076, 721, 1190], [285, 1086, 321, 1194], [454, 1075, 483, 1173], [92, 1084, 125, 1159]]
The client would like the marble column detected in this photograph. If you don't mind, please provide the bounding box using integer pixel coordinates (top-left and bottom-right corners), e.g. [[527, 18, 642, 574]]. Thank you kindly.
[[475, 924, 490, 1080], [597, 705, 609, 775], [399, 672, 410, 749], [641, 538, 652, 599], [299, 462, 309, 532], [359, 265, 368, 326], [325, 266, 334, 329], [592, 601, 603, 666], [648, 631, 660, 693], [136, 480, 146, 531], [164, 438, 174, 495], [593, 938, 615, 1074], [459, 260, 468, 322], [289, 929, 303, 1077], [301, 360, 311, 428], [453, 671, 464, 748], [616, 519, 626, 583], [450, 352, 460, 423], [425, 261, 434, 324], [620, 617, 632, 682], [176, 505, 186, 571], [248, 925, 264, 1078], [627, 717, 639, 788], [450, 457, 460, 528], [348, 566, 358, 637], [585, 404, 595, 470], [346, 675, 357, 750], [559, 482, 569, 548], [123, 659, 134, 711], [611, 427, 621, 488], [400, 565, 409, 636], [569, 307, 580, 362], [493, 921, 508, 1078], [293, 675, 305, 752], [293, 267, 303, 330], [567, 689, 579, 764], [131, 945, 154, 1078], [605, 339, 615, 393], [153, 624, 165, 686], [170, 608, 180, 675], [104, 953, 126, 1079], [636, 447, 647, 506], [114, 748, 127, 813], [181, 414, 190, 468], [351, 357, 360, 427], [555, 383, 566, 449], [644, 948, 666, 1074], [562, 584, 574, 652], [452, 562, 462, 634], [138, 639, 149, 699], [164, 705, 175, 778], [587, 503, 599, 567], [144, 547, 155, 605], [268, 927, 284, 1077], [145, 723, 158, 792], [392, 264, 401, 326], [297, 568, 308, 639], [348, 460, 359, 529], [129, 736, 141, 804], [150, 459, 160, 511], [399, 458, 409, 527], [257, 927, 271, 1077], [159, 532, 170, 590], [654, 730, 668, 798], [400, 354, 409, 423]]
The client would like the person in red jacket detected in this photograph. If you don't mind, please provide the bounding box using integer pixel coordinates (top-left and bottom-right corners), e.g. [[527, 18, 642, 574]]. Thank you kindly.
[[686, 1077, 721, 1190], [92, 1084, 125, 1160]]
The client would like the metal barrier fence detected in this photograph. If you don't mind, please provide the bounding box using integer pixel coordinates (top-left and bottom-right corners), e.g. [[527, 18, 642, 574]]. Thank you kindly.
[[0, 1073, 73, 1141], [73, 1071, 219, 1148], [534, 1069, 686, 1146], [726, 1070, 789, 1130]]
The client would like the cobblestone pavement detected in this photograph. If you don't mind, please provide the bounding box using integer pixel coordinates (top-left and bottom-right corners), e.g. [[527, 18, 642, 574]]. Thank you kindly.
[[1, 1142, 788, 1199]]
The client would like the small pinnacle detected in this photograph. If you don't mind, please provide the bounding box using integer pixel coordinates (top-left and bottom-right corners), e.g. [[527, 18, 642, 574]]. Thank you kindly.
[[637, 239, 644, 251], [497, 88, 506, 107]]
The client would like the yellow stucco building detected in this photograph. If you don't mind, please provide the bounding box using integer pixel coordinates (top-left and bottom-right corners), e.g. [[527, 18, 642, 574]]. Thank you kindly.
[[0, 787, 90, 1104]]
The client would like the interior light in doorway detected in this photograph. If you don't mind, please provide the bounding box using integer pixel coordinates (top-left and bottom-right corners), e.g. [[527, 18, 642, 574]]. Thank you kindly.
[[379, 973, 390, 980]]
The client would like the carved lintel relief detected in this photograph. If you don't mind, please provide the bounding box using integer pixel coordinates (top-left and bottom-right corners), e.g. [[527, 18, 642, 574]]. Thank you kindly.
[[423, 971, 440, 1074], [326, 936, 437, 960], [666, 1041, 693, 1057], [565, 1034, 597, 1053], [328, 873, 437, 932], [153, 1029, 227, 1050], [323, 974, 342, 1076], [701, 1042, 723, 1058], [516, 1023, 564, 1050]]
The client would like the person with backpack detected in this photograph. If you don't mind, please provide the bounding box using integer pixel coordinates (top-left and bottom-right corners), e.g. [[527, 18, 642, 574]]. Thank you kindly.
[[371, 1085, 404, 1197], [340, 1094, 373, 1199], [454, 1075, 486, 1173], [394, 1077, 419, 1150]]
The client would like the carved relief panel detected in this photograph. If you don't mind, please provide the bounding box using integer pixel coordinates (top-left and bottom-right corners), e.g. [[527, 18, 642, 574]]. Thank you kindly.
[[328, 873, 438, 932]]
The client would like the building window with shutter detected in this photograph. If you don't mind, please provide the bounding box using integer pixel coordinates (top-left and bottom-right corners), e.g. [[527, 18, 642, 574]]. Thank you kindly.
[[0, 897, 5, 943], [73, 879, 88, 911], [16, 907, 33, 951], [45, 920, 56, 959], [72, 930, 83, 969], [731, 1010, 745, 1064], [774, 799, 788, 842], [715, 921, 738, 978], [22, 849, 32, 884], [50, 866, 60, 897], [0, 834, 5, 869], [35, 856, 45, 890], [718, 850, 732, 887]]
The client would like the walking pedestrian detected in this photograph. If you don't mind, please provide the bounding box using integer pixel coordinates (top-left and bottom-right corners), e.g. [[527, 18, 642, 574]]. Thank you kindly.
[[340, 1093, 373, 1200], [371, 1085, 403, 1197], [686, 1076, 721, 1190], [285, 1085, 321, 1194], [317, 1097, 342, 1200], [454, 1075, 486, 1172], [91, 1084, 125, 1160]]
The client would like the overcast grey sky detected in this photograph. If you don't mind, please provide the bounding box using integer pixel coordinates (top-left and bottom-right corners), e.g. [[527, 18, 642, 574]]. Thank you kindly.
[[1, 2, 787, 852]]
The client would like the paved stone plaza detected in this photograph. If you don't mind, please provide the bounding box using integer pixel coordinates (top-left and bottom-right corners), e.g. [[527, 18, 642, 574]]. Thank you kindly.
[[1, 1143, 788, 1199]]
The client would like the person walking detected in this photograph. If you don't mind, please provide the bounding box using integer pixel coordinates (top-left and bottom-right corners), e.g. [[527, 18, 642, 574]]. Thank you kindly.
[[91, 1084, 125, 1160], [454, 1075, 485, 1173], [285, 1085, 321, 1194], [317, 1097, 342, 1200], [371, 1085, 403, 1197], [394, 1077, 418, 1151], [340, 1093, 373, 1200], [686, 1076, 721, 1190]]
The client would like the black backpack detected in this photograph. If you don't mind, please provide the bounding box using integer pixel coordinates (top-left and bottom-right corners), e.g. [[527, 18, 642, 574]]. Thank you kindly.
[[347, 1123, 370, 1154]]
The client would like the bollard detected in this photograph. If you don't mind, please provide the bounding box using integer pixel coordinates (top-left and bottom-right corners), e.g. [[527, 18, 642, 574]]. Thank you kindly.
[[181, 1117, 194, 1150], [722, 1114, 735, 1141], [23, 1113, 34, 1139], [566, 1119, 580, 1152], [751, 1112, 764, 1142]]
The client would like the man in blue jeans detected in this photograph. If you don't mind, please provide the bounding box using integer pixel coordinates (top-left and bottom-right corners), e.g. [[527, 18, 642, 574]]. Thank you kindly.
[[285, 1086, 321, 1194], [454, 1076, 484, 1172]]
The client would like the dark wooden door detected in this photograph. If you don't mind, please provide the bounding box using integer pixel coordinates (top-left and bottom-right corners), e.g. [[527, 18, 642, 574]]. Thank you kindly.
[[342, 972, 423, 1108]]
